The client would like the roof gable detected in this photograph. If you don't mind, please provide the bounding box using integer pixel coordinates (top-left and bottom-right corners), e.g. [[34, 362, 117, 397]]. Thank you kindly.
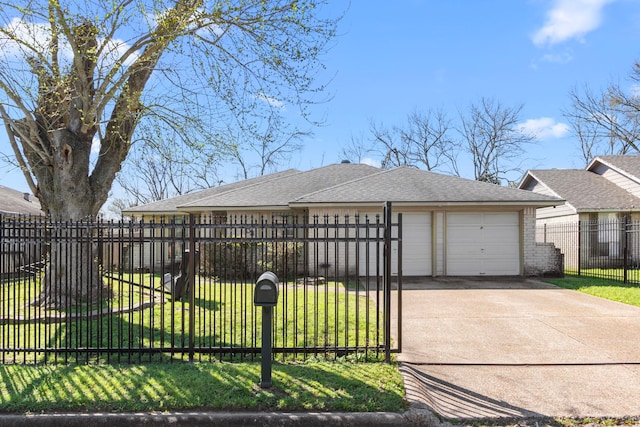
[[521, 169, 640, 212], [588, 155, 640, 183]]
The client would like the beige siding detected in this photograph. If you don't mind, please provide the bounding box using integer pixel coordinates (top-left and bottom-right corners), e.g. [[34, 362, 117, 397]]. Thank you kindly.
[[307, 207, 375, 277], [533, 213, 579, 270], [523, 179, 575, 220], [593, 163, 640, 198], [535, 203, 575, 220], [523, 180, 556, 196]]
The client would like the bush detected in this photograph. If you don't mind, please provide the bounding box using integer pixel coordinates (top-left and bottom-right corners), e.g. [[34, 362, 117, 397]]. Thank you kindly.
[[201, 241, 304, 280]]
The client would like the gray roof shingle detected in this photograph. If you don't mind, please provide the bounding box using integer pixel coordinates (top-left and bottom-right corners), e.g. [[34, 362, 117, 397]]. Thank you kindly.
[[291, 167, 562, 206], [179, 163, 381, 210], [525, 169, 640, 211], [0, 185, 42, 216], [123, 169, 300, 214]]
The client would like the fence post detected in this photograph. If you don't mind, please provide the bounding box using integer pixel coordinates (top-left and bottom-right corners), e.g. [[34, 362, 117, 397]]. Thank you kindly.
[[188, 213, 196, 362], [396, 212, 402, 354], [623, 216, 628, 284], [577, 220, 581, 276], [383, 201, 392, 363]]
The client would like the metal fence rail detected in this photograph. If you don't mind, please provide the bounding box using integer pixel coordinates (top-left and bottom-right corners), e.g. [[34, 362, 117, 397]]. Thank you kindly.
[[0, 209, 401, 364], [538, 218, 640, 284]]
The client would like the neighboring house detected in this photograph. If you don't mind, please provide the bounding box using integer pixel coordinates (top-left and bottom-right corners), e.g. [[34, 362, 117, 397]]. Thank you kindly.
[[125, 162, 564, 277], [0, 185, 42, 216], [0, 185, 43, 275], [519, 155, 640, 269]]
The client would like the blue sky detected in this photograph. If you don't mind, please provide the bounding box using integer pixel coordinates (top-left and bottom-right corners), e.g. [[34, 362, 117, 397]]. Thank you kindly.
[[2, 0, 640, 194], [285, 0, 640, 179]]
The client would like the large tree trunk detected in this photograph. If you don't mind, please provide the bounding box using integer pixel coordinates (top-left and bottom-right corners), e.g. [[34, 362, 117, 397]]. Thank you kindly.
[[32, 129, 108, 309], [38, 224, 105, 309]]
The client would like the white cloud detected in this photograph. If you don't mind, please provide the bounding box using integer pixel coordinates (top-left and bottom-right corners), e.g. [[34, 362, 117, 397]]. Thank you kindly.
[[532, 0, 614, 46], [1, 17, 138, 72], [97, 37, 139, 72], [0, 17, 69, 59], [256, 93, 286, 109], [518, 117, 570, 139], [361, 157, 381, 168]]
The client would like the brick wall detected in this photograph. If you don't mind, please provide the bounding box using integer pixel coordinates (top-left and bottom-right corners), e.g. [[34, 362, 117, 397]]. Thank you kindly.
[[523, 207, 564, 276]]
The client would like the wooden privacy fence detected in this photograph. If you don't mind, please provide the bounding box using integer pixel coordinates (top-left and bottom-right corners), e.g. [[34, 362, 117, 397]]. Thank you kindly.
[[0, 207, 402, 364]]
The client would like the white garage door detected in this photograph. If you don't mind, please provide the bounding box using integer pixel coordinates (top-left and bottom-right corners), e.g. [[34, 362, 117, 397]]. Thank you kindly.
[[359, 212, 431, 276], [401, 213, 432, 276], [446, 212, 520, 275]]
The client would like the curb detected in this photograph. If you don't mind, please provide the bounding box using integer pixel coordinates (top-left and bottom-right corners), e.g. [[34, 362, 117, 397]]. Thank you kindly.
[[0, 410, 442, 427]]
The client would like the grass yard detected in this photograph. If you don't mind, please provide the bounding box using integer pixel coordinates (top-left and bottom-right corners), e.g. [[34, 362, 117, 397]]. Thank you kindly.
[[564, 268, 640, 284], [0, 360, 407, 414], [0, 273, 386, 363], [0, 273, 405, 414], [547, 275, 640, 307]]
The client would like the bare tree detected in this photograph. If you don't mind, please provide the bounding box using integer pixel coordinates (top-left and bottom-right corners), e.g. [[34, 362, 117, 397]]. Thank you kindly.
[[0, 0, 338, 307], [563, 102, 603, 167], [565, 72, 640, 163], [230, 114, 309, 180], [459, 97, 534, 185], [115, 120, 228, 206], [370, 109, 458, 173], [340, 132, 375, 164]]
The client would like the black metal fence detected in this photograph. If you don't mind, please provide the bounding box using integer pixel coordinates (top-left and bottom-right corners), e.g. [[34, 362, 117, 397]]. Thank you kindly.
[[537, 218, 640, 283], [0, 208, 401, 364]]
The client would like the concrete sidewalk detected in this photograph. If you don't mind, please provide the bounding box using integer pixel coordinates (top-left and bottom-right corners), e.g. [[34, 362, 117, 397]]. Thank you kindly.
[[393, 278, 640, 420]]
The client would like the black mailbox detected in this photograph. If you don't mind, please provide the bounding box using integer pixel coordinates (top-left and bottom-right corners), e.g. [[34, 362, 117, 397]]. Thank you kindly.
[[254, 272, 279, 307]]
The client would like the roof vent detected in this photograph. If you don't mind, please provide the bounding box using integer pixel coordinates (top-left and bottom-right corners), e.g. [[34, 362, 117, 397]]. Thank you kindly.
[[23, 193, 30, 202], [341, 160, 351, 164]]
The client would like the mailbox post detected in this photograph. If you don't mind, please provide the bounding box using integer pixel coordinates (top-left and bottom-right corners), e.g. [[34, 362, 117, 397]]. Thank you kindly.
[[253, 271, 279, 388]]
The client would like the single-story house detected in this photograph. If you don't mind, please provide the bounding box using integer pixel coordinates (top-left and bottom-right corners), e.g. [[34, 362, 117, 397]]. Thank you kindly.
[[518, 155, 640, 268], [0, 185, 43, 275], [125, 163, 564, 277]]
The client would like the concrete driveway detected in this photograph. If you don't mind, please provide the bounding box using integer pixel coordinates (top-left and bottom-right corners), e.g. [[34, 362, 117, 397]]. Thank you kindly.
[[392, 277, 640, 420]]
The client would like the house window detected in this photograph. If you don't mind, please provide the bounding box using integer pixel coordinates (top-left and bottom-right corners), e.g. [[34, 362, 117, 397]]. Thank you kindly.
[[273, 214, 299, 239], [588, 212, 621, 257]]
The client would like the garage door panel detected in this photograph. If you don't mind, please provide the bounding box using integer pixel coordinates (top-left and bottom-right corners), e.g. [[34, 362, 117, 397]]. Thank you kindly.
[[402, 213, 431, 276], [358, 212, 432, 276], [447, 212, 519, 275]]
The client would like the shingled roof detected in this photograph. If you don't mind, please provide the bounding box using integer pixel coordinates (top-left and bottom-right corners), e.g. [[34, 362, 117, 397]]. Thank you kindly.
[[127, 163, 562, 215], [123, 169, 300, 214], [0, 185, 42, 216], [179, 163, 381, 211], [291, 166, 562, 207], [522, 169, 640, 212]]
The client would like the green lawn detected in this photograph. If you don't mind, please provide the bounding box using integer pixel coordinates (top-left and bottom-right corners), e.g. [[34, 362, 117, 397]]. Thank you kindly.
[[0, 273, 385, 363], [0, 274, 405, 414], [547, 275, 640, 307], [564, 268, 640, 284], [0, 361, 406, 414]]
